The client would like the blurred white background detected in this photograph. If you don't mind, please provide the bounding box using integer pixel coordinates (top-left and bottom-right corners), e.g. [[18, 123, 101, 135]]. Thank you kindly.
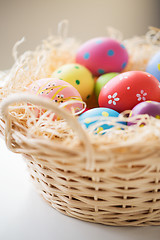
[[0, 0, 159, 70]]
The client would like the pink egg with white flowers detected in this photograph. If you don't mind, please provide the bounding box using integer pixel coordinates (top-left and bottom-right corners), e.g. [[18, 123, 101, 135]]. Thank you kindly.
[[28, 78, 84, 117], [76, 37, 128, 76]]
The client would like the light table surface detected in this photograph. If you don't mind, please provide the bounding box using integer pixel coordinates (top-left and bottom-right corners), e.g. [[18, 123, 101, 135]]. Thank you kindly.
[[0, 138, 160, 240]]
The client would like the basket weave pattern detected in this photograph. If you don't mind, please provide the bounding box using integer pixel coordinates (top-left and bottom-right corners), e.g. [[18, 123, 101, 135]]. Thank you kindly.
[[1, 94, 160, 226]]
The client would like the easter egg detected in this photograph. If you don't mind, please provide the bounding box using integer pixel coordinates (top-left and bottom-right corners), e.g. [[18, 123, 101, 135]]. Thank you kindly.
[[130, 101, 160, 119], [146, 51, 160, 82], [76, 37, 128, 76], [28, 78, 84, 116], [78, 107, 119, 134], [99, 71, 160, 112], [52, 63, 94, 101], [95, 72, 119, 99]]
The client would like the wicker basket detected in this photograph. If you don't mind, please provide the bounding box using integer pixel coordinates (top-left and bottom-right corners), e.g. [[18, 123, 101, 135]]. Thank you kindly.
[[1, 94, 160, 226]]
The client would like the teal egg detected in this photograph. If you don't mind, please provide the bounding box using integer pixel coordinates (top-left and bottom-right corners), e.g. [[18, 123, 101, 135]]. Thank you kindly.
[[78, 107, 120, 134]]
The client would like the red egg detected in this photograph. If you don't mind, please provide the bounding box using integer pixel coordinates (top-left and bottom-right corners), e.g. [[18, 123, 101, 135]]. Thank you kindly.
[[98, 71, 160, 112]]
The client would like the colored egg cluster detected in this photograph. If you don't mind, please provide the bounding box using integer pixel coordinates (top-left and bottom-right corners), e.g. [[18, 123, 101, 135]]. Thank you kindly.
[[52, 63, 94, 101], [28, 78, 84, 117], [26, 36, 160, 133], [146, 51, 160, 82], [76, 37, 128, 76]]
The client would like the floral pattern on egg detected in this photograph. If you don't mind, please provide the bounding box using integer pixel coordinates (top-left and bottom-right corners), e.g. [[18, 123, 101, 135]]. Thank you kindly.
[[108, 92, 120, 105], [136, 90, 147, 101], [99, 71, 160, 112]]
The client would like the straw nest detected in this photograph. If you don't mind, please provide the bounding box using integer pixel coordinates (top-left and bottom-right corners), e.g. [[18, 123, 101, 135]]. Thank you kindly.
[[0, 22, 160, 226]]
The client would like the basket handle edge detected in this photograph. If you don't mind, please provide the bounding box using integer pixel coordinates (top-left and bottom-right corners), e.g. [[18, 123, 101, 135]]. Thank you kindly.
[[0, 93, 95, 170]]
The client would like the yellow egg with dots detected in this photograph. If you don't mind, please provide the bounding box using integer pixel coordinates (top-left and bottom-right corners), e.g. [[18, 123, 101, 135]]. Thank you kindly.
[[52, 63, 94, 101]]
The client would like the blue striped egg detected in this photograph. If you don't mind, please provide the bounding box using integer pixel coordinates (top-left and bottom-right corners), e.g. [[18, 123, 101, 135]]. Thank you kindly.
[[78, 107, 120, 134]]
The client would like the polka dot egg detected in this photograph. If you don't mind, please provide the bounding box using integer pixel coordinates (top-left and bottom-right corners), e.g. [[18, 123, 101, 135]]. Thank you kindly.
[[78, 107, 119, 134], [52, 63, 94, 101], [146, 51, 160, 82], [28, 78, 84, 117], [76, 37, 128, 76]]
